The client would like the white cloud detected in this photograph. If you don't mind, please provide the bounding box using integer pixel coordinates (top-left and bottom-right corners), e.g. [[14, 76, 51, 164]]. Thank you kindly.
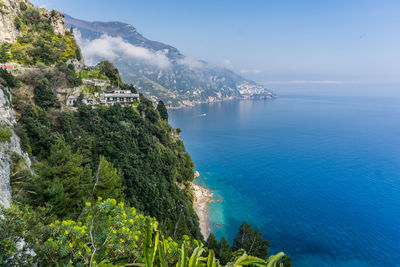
[[221, 59, 233, 69], [74, 30, 171, 68], [177, 56, 205, 69]]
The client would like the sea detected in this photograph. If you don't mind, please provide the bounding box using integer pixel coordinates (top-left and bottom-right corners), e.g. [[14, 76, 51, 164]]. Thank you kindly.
[[168, 83, 400, 267]]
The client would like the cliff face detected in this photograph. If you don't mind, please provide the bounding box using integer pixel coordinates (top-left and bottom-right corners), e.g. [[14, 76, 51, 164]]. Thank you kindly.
[[0, 0, 67, 43], [0, 0, 25, 42], [51, 13, 67, 35], [0, 86, 31, 208]]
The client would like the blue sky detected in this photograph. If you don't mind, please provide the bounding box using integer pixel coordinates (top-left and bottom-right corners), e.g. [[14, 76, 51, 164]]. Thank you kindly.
[[31, 0, 400, 83]]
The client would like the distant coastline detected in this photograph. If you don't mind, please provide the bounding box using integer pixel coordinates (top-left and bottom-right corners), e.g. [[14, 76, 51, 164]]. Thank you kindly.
[[192, 181, 213, 239], [167, 94, 275, 110]]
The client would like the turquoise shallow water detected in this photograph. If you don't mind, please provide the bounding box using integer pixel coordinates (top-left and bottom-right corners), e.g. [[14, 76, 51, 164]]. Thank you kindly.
[[169, 85, 400, 267]]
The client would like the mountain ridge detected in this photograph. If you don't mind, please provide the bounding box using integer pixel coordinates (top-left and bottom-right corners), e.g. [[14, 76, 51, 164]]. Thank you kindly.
[[65, 14, 274, 107], [64, 14, 182, 59]]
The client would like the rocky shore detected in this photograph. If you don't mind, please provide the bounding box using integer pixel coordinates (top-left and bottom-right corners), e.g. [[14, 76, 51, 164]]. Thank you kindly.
[[192, 182, 213, 239]]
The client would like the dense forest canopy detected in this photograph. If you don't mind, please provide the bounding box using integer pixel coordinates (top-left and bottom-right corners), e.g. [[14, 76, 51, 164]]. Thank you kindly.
[[15, 92, 201, 239]]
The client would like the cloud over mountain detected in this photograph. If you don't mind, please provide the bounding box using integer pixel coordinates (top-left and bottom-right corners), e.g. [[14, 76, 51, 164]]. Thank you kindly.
[[74, 30, 171, 68]]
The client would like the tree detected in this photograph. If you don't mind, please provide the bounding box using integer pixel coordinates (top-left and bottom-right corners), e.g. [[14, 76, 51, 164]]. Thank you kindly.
[[91, 155, 125, 202], [97, 61, 122, 86], [206, 233, 219, 255], [33, 78, 60, 110], [219, 237, 232, 265], [0, 69, 21, 88], [0, 43, 11, 63], [232, 222, 270, 259], [31, 139, 93, 218], [173, 211, 190, 241], [157, 100, 168, 120]]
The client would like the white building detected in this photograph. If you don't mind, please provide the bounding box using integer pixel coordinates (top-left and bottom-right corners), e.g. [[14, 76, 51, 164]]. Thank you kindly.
[[100, 90, 140, 106]]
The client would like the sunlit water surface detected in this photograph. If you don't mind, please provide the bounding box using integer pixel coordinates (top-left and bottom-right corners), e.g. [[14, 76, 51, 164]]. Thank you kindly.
[[169, 84, 400, 267]]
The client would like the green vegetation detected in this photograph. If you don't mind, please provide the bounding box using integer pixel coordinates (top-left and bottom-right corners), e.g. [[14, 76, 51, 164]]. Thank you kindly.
[[0, 69, 21, 88], [0, 43, 12, 63], [33, 78, 60, 109], [0, 3, 289, 264], [232, 222, 270, 259], [79, 68, 108, 81], [0, 5, 81, 65], [0, 125, 12, 143], [17, 97, 201, 239], [206, 224, 292, 267], [97, 60, 123, 86], [56, 62, 82, 87], [0, 198, 287, 266], [157, 100, 168, 120]]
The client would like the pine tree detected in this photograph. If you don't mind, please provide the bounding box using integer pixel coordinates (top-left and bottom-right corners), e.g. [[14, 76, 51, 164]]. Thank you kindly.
[[91, 156, 124, 201], [33, 139, 93, 218], [156, 100, 168, 120], [219, 237, 232, 265], [232, 222, 270, 259], [33, 78, 60, 110], [173, 211, 190, 241], [48, 180, 68, 218], [206, 233, 219, 256]]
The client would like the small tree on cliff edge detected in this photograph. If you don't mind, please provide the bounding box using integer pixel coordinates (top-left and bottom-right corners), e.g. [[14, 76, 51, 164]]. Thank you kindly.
[[157, 100, 168, 120], [232, 222, 270, 259]]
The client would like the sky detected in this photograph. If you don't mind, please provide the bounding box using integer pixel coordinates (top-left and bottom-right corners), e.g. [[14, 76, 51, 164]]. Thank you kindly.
[[31, 0, 400, 84]]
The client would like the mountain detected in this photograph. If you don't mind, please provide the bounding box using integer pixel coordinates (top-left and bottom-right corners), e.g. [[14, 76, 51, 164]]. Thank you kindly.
[[64, 14, 274, 107]]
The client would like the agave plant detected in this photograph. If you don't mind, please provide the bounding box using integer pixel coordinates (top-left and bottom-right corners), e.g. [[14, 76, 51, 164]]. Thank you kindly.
[[98, 208, 286, 267]]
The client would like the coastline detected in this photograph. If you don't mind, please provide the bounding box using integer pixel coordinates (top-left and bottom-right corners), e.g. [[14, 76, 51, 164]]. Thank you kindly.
[[192, 182, 213, 239], [167, 94, 275, 110]]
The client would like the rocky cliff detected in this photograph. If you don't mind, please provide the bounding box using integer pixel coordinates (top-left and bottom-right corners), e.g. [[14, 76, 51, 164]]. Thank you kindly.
[[0, 0, 26, 42], [0, 0, 67, 43], [0, 86, 31, 208]]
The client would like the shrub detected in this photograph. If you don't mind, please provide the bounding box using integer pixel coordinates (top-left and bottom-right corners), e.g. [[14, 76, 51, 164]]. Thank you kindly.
[[0, 43, 11, 63], [0, 200, 287, 266], [157, 100, 168, 120], [0, 126, 12, 143], [19, 1, 27, 11], [33, 78, 60, 110], [0, 69, 21, 88]]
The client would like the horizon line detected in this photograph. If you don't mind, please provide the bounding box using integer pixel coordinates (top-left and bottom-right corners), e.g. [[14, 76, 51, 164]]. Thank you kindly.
[[260, 80, 400, 85]]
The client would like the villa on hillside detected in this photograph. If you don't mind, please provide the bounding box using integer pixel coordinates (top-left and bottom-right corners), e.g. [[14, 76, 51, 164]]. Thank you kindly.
[[66, 90, 139, 107], [100, 90, 140, 106]]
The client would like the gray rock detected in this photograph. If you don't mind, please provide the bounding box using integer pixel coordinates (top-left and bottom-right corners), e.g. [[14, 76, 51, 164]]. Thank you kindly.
[[0, 86, 31, 208]]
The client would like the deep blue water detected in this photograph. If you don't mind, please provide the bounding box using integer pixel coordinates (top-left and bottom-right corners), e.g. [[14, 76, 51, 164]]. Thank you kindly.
[[169, 84, 400, 267]]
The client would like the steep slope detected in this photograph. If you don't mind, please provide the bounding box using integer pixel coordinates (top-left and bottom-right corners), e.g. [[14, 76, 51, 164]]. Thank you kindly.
[[0, 0, 202, 240], [0, 85, 31, 208], [65, 14, 274, 107]]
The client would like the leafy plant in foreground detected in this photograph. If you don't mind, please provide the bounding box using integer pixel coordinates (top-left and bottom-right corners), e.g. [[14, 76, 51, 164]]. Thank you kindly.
[[0, 199, 287, 266]]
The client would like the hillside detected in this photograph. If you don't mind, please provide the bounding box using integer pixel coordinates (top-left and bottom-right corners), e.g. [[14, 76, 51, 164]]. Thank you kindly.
[[65, 14, 274, 107], [0, 0, 202, 241], [0, 1, 288, 266]]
